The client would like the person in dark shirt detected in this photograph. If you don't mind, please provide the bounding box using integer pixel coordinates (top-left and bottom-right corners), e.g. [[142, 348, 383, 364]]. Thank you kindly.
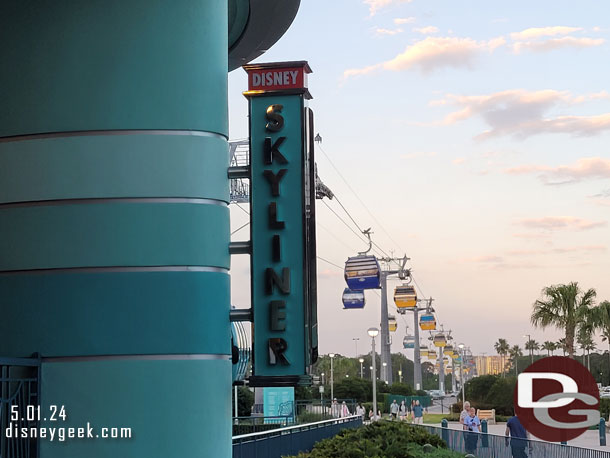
[[505, 414, 531, 458]]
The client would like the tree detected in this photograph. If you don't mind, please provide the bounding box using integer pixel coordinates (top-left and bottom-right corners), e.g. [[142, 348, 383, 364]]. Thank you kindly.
[[594, 301, 610, 373], [494, 338, 510, 377], [509, 345, 523, 375], [531, 282, 597, 358], [525, 339, 540, 359], [541, 341, 556, 356], [557, 338, 568, 356]]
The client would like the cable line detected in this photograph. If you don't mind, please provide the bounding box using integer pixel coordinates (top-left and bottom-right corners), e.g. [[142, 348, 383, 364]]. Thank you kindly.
[[318, 143, 407, 255], [317, 256, 344, 270]]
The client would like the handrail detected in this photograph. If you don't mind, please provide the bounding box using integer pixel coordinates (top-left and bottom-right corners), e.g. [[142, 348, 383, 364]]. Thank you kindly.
[[233, 415, 361, 440]]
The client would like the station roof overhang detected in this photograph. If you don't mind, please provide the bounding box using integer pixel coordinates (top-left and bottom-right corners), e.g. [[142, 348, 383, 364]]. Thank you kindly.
[[228, 0, 301, 71]]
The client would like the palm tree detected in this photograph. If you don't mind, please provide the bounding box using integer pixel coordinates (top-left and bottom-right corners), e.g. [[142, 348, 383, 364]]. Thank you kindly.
[[594, 301, 610, 372], [541, 341, 556, 356], [557, 338, 568, 356], [531, 282, 597, 359], [509, 345, 523, 375], [494, 338, 510, 377], [525, 339, 540, 359]]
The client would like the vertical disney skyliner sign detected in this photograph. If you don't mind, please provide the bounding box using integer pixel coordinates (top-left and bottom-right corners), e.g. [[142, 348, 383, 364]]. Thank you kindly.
[[244, 61, 318, 387]]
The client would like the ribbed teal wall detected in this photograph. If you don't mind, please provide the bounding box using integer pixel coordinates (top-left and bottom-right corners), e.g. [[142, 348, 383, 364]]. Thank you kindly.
[[0, 1, 231, 456]]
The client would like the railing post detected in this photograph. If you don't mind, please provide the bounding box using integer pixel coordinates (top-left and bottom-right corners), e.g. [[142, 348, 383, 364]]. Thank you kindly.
[[481, 419, 488, 448], [441, 418, 449, 444], [600, 418, 607, 446]]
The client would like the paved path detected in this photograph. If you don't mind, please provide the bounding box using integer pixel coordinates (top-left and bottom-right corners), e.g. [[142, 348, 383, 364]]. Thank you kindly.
[[428, 421, 610, 452]]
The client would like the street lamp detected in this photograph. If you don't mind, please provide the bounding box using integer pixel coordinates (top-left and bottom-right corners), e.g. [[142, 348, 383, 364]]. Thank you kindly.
[[321, 372, 325, 386], [353, 337, 360, 356], [329, 353, 335, 401], [382, 362, 387, 382], [398, 369, 402, 384], [368, 327, 379, 417], [458, 343, 465, 406], [359, 358, 364, 378], [523, 334, 533, 364]]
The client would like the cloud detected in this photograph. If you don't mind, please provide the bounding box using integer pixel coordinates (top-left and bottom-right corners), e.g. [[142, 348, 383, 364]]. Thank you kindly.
[[516, 216, 606, 231], [433, 89, 610, 139], [513, 36, 604, 53], [414, 26, 439, 34], [506, 157, 610, 184], [394, 17, 416, 25], [452, 157, 466, 165], [510, 26, 583, 41], [344, 36, 504, 79], [509, 26, 604, 54], [507, 245, 606, 256], [365, 0, 413, 16], [376, 27, 404, 36]]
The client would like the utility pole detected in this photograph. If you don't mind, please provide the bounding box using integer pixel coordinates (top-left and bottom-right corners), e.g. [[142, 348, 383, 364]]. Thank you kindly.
[[379, 270, 392, 384], [377, 255, 409, 385]]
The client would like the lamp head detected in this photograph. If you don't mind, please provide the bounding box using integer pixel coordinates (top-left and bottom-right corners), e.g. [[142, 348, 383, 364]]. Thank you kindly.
[[359, 358, 364, 363], [367, 327, 379, 337], [329, 353, 335, 358]]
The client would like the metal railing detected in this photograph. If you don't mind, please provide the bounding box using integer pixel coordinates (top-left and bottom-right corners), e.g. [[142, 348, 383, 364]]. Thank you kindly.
[[416, 424, 610, 458], [0, 357, 41, 458], [232, 415, 362, 458]]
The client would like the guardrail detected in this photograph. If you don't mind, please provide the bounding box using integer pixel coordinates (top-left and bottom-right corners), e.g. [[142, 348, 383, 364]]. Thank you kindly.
[[417, 423, 610, 458], [232, 415, 362, 458], [1, 356, 41, 458]]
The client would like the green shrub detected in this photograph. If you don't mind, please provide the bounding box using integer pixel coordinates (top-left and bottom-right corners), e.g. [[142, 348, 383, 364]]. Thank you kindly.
[[285, 421, 464, 458]]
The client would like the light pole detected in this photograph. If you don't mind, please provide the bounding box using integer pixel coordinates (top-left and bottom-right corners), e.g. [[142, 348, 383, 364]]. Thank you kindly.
[[398, 369, 403, 384], [523, 334, 533, 364], [321, 372, 325, 386], [359, 358, 364, 378], [368, 327, 379, 416], [329, 353, 335, 401], [458, 343, 465, 406], [382, 362, 387, 382], [353, 337, 360, 356]]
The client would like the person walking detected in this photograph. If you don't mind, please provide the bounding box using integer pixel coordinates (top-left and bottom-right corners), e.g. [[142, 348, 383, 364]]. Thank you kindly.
[[505, 413, 532, 458], [412, 400, 424, 425], [390, 399, 399, 420], [399, 400, 407, 421], [340, 401, 350, 418], [331, 398, 339, 418], [356, 403, 365, 420], [459, 401, 471, 426], [463, 407, 480, 455]]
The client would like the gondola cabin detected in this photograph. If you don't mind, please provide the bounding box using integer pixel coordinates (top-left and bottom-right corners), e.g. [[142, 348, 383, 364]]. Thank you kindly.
[[420, 350, 429, 358], [388, 315, 398, 332], [403, 336, 415, 349], [433, 334, 447, 347], [342, 288, 365, 309], [344, 255, 381, 290], [428, 350, 437, 360], [394, 285, 417, 309], [443, 345, 454, 356], [451, 352, 459, 359], [419, 313, 436, 331]]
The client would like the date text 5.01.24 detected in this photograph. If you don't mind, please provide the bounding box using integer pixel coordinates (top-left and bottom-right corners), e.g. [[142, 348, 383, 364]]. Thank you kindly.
[[11, 405, 67, 422]]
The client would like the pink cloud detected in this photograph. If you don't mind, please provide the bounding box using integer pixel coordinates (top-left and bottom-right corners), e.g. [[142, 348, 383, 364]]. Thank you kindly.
[[517, 216, 606, 231], [343, 36, 504, 79], [506, 157, 610, 185]]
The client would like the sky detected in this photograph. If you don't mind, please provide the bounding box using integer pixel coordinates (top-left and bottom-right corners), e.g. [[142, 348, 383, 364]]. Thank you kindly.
[[227, 0, 610, 359]]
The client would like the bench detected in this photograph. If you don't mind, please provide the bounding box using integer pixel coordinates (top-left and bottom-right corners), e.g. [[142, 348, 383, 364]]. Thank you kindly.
[[477, 409, 496, 425]]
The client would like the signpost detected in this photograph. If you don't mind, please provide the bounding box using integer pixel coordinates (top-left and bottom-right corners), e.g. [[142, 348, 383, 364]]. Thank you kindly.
[[244, 61, 318, 387]]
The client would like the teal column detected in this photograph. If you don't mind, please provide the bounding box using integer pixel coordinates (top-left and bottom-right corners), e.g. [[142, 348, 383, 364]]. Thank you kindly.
[[0, 2, 230, 457]]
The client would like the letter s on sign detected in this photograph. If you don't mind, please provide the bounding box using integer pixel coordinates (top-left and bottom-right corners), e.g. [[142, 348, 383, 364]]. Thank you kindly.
[[266, 104, 284, 132]]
